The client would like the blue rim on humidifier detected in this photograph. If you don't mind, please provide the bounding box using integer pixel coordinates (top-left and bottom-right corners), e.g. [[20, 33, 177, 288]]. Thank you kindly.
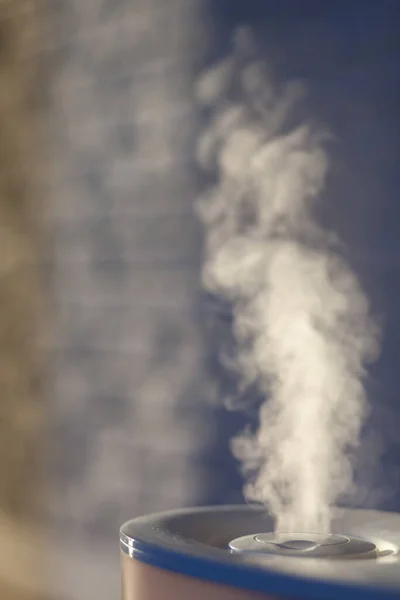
[[120, 505, 400, 600]]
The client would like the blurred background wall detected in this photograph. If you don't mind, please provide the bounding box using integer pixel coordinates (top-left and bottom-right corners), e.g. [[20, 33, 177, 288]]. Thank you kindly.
[[47, 0, 211, 532], [0, 1, 399, 600], [45, 1, 218, 599]]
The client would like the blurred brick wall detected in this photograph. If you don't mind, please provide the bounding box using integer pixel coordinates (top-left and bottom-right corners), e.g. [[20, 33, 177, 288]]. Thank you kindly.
[[45, 1, 213, 599]]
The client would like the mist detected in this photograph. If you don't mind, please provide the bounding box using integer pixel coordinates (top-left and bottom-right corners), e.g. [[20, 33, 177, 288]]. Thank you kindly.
[[195, 29, 380, 533]]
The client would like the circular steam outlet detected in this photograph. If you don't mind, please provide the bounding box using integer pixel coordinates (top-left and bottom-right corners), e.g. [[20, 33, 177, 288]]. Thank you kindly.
[[229, 532, 378, 559]]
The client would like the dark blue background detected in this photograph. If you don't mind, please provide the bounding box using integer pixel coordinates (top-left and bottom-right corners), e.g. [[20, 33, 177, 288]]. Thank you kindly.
[[201, 0, 400, 512]]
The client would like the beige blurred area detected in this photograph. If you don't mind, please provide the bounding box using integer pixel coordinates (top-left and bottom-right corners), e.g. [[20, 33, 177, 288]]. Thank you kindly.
[[0, 0, 213, 597], [0, 1, 50, 598]]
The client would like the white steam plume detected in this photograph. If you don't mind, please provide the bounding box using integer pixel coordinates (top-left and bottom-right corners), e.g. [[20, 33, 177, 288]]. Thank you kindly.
[[195, 30, 380, 533]]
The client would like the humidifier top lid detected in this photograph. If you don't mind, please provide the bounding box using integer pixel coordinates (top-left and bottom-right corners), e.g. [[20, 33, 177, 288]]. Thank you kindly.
[[120, 505, 400, 600]]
